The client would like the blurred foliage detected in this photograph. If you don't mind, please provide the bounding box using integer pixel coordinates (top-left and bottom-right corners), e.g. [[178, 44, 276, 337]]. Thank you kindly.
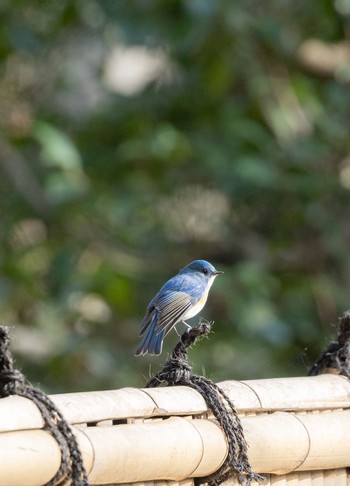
[[1, 0, 350, 392]]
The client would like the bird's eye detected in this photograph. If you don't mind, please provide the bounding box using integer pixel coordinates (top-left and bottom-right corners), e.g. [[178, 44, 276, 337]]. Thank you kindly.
[[202, 268, 208, 275]]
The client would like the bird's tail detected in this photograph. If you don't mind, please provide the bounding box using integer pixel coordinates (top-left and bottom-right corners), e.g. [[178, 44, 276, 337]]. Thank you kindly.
[[135, 315, 164, 356]]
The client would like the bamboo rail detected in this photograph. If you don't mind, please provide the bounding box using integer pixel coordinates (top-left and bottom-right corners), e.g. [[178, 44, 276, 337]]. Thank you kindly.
[[0, 374, 350, 485]]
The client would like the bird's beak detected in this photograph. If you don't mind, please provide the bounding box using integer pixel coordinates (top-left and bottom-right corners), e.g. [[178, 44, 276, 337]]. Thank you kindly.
[[213, 270, 224, 275]]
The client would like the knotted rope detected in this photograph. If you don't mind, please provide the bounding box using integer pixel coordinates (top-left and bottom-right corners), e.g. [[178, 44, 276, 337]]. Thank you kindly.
[[308, 310, 350, 378], [146, 321, 262, 486], [0, 326, 89, 486]]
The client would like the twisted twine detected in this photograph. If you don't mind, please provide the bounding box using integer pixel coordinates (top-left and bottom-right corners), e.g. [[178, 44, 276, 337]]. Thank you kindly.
[[146, 321, 262, 486]]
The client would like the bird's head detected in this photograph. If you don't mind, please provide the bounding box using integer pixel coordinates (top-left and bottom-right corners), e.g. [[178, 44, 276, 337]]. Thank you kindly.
[[180, 260, 223, 279]]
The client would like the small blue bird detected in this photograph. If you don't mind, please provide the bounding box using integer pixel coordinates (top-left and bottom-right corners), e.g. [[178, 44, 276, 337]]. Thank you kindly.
[[135, 260, 223, 356]]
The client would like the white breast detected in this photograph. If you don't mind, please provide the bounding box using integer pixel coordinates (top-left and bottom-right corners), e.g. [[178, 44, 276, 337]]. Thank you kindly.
[[182, 275, 217, 320]]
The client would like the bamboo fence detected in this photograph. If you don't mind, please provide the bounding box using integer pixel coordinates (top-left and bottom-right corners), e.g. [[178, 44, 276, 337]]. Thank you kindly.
[[0, 373, 349, 486]]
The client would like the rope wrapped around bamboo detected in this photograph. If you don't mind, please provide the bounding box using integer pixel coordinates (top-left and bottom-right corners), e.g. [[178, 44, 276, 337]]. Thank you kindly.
[[0, 374, 350, 485]]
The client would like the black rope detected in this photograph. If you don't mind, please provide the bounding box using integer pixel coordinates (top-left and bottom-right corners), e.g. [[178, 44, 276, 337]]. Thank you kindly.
[[146, 321, 263, 486], [0, 326, 89, 486], [308, 310, 350, 378]]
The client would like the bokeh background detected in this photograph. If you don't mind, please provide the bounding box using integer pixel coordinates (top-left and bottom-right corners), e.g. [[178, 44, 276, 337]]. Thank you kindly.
[[1, 0, 350, 393]]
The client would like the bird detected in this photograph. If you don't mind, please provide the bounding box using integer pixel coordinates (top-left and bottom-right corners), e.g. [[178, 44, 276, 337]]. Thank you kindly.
[[135, 259, 223, 356]]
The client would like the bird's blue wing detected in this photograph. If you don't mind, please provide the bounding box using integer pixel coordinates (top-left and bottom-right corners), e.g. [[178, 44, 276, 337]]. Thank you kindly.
[[154, 290, 192, 335], [139, 273, 206, 339], [136, 290, 192, 355], [139, 297, 158, 336], [135, 309, 165, 356]]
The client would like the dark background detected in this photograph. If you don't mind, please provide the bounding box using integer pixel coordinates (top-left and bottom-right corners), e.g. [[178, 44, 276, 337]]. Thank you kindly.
[[1, 0, 350, 392]]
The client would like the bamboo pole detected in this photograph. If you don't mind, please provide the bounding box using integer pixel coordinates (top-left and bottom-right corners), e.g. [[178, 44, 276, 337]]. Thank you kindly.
[[0, 374, 349, 433], [220, 374, 350, 411], [1, 408, 350, 485], [48, 373, 350, 421], [0, 429, 61, 486], [0, 374, 350, 485], [79, 417, 227, 484], [243, 410, 350, 474], [0, 417, 227, 486]]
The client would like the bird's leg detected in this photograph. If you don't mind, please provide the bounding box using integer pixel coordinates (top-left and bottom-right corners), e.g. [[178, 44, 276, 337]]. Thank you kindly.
[[182, 320, 192, 330], [174, 322, 192, 337], [173, 325, 181, 337]]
